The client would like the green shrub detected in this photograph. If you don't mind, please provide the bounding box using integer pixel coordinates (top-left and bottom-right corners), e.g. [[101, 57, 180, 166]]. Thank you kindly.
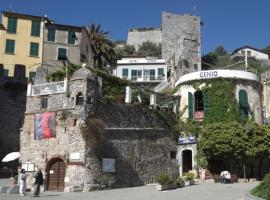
[[251, 173, 270, 200], [155, 172, 170, 185], [176, 177, 185, 187], [183, 172, 195, 181]]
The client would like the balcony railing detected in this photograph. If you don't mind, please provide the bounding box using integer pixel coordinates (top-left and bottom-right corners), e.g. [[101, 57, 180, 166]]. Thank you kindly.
[[27, 80, 67, 96], [128, 75, 166, 82]]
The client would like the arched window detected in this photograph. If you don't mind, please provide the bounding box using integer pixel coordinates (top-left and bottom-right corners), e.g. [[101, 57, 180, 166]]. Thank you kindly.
[[76, 92, 84, 105], [194, 90, 204, 112], [239, 89, 249, 120]]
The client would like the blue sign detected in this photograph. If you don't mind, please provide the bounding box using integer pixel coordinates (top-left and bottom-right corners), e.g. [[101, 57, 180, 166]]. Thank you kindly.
[[178, 135, 196, 145]]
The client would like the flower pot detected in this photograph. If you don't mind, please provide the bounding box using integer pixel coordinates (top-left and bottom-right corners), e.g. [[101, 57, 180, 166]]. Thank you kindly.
[[156, 184, 169, 191]]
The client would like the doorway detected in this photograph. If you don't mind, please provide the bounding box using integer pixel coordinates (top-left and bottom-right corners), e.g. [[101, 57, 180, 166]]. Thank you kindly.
[[182, 150, 192, 173], [46, 158, 66, 191]]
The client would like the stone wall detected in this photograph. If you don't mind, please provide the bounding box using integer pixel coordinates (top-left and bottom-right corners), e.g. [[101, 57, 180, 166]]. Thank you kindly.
[[0, 79, 27, 160], [126, 29, 162, 51], [162, 12, 201, 83]]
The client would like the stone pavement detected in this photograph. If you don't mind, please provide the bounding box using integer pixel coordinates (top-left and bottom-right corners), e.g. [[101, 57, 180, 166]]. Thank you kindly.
[[0, 181, 259, 200]]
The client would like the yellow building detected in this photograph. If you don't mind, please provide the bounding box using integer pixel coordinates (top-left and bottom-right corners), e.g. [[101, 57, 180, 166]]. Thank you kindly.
[[0, 12, 49, 81]]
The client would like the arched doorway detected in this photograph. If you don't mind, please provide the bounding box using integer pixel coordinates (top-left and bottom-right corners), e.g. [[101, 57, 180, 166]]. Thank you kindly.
[[46, 158, 66, 191], [182, 150, 192, 173]]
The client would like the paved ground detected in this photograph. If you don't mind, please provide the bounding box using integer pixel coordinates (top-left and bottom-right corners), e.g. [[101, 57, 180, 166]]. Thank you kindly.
[[0, 180, 259, 200]]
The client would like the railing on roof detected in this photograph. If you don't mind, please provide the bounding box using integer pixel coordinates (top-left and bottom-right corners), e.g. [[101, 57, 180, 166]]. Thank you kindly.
[[27, 80, 67, 96]]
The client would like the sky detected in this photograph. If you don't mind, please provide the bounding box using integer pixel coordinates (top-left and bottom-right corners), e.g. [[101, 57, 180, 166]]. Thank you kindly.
[[1, 0, 270, 54]]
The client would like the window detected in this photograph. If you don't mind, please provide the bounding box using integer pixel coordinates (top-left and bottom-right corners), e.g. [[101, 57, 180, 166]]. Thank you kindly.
[[3, 69, 9, 77], [149, 69, 155, 80], [170, 151, 177, 159], [239, 89, 249, 120], [7, 17, 17, 33], [76, 92, 84, 105], [131, 70, 142, 81], [247, 51, 251, 57], [194, 90, 204, 111], [241, 50, 245, 55], [68, 31, 76, 44], [47, 28, 55, 42], [158, 68, 164, 77], [14, 64, 26, 79], [41, 98, 48, 109], [5, 39, 15, 54], [122, 68, 128, 79], [58, 48, 67, 60], [29, 71, 36, 82], [30, 42, 39, 57], [31, 20, 41, 37]]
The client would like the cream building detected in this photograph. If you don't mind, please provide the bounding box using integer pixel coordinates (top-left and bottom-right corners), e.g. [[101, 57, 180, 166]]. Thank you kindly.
[[0, 12, 49, 81]]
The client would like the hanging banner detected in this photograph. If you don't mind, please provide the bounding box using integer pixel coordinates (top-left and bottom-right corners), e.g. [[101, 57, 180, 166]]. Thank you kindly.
[[34, 112, 56, 140]]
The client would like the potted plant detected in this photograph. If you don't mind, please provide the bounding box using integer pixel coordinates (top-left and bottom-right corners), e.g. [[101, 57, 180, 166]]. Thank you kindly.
[[183, 172, 195, 186], [155, 172, 170, 191], [176, 177, 185, 188]]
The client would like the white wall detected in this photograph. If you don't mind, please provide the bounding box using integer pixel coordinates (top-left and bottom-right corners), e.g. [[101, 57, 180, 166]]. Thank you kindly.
[[234, 48, 269, 60]]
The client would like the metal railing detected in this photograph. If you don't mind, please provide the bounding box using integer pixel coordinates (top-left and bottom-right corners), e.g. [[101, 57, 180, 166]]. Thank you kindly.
[[28, 80, 67, 96]]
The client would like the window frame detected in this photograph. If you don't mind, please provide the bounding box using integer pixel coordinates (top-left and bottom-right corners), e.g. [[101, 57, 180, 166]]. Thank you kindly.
[[31, 20, 41, 37], [5, 39, 15, 54], [7, 17, 17, 34], [41, 97, 48, 109], [57, 48, 68, 60], [122, 68, 128, 79], [29, 42, 39, 57], [47, 28, 55, 42], [67, 31, 76, 44]]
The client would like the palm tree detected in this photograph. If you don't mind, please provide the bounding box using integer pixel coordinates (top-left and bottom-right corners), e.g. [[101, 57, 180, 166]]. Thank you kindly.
[[87, 24, 116, 68]]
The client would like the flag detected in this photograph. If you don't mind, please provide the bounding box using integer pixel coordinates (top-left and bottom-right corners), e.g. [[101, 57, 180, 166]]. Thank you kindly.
[[35, 112, 56, 140]]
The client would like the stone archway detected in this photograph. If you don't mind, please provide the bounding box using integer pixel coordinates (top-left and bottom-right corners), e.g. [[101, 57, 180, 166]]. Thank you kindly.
[[182, 149, 192, 173], [46, 158, 66, 191]]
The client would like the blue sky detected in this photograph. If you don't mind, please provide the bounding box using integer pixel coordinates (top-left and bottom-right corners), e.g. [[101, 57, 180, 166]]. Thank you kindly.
[[1, 0, 270, 54]]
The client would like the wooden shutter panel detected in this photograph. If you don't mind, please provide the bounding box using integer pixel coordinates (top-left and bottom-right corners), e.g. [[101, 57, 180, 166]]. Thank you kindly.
[[203, 92, 209, 117], [239, 89, 249, 120], [188, 92, 193, 120]]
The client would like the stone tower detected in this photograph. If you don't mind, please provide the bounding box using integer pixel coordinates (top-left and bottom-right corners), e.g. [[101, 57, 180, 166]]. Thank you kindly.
[[162, 12, 201, 85]]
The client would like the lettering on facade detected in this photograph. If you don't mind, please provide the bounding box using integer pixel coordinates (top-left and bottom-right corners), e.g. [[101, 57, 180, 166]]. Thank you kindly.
[[199, 71, 218, 79]]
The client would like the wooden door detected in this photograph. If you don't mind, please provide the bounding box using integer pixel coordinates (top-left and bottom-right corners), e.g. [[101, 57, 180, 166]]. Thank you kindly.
[[47, 159, 66, 191]]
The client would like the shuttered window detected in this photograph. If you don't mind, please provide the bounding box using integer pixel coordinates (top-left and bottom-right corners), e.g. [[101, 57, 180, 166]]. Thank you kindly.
[[149, 69, 155, 80], [30, 42, 39, 56], [7, 17, 17, 33], [29, 71, 36, 82], [68, 31, 76, 44], [188, 92, 193, 120], [158, 68, 164, 76], [31, 20, 41, 37], [47, 28, 55, 42], [122, 69, 128, 78], [239, 89, 249, 120], [5, 39, 15, 54], [58, 48, 67, 60]]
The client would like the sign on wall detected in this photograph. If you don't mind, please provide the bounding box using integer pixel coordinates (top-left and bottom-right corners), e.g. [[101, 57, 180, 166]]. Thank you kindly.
[[102, 158, 116, 173], [34, 112, 56, 140], [178, 135, 196, 145], [21, 163, 35, 172]]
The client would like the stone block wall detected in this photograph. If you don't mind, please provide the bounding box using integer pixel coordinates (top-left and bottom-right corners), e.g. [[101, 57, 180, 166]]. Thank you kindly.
[[162, 12, 201, 83], [127, 29, 162, 51], [0, 80, 27, 160]]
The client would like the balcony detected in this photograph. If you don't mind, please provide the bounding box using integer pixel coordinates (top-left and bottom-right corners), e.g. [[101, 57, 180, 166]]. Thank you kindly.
[[27, 80, 67, 96], [129, 75, 166, 82]]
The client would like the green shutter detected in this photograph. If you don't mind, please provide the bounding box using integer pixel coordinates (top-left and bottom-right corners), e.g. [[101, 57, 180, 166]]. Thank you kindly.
[[5, 39, 15, 54], [131, 70, 137, 80], [29, 71, 36, 82], [122, 69, 128, 77], [203, 92, 209, 117], [239, 89, 249, 120], [47, 28, 55, 41], [58, 48, 67, 60], [158, 68, 164, 76], [30, 42, 39, 56], [3, 69, 9, 77], [150, 69, 155, 80], [7, 17, 17, 33], [188, 92, 193, 120], [31, 21, 41, 37], [68, 31, 76, 44]]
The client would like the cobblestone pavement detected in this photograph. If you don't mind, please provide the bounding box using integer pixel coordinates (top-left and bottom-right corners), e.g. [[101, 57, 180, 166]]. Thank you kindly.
[[0, 181, 259, 200]]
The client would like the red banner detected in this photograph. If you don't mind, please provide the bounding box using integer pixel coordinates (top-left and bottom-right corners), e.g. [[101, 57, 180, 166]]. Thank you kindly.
[[35, 112, 56, 140]]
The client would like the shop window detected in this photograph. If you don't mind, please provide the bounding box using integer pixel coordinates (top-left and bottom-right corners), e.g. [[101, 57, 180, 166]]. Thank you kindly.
[[41, 97, 48, 109], [76, 92, 84, 105]]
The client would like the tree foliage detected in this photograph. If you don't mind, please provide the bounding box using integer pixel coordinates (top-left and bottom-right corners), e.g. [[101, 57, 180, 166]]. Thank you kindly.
[[262, 45, 270, 54], [138, 41, 162, 57], [87, 23, 116, 68]]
